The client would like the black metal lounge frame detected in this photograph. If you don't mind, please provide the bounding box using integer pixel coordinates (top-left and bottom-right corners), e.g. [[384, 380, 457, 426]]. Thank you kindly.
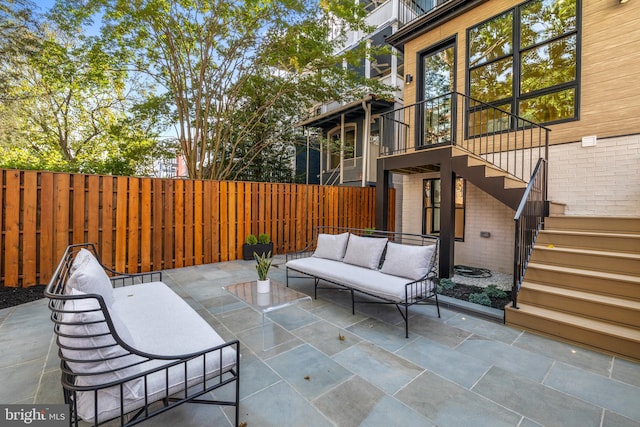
[[286, 227, 440, 338], [45, 243, 240, 427]]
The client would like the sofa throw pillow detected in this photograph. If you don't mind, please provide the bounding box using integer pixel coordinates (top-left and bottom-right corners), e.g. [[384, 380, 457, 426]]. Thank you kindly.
[[59, 289, 144, 409], [313, 232, 350, 261], [342, 233, 388, 270], [380, 242, 436, 280], [67, 248, 114, 307]]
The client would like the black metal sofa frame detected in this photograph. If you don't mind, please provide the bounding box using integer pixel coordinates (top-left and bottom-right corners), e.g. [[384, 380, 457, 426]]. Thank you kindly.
[[285, 227, 440, 337], [45, 243, 240, 427]]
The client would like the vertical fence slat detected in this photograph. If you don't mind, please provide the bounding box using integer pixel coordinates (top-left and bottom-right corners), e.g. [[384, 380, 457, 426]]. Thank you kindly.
[[141, 178, 152, 271], [72, 174, 85, 244], [235, 182, 244, 260], [184, 180, 194, 266], [54, 173, 70, 268], [211, 180, 220, 263], [115, 176, 128, 272], [87, 176, 100, 247], [194, 180, 203, 265], [163, 180, 174, 269], [4, 171, 21, 286], [152, 179, 164, 270], [127, 178, 140, 273], [101, 177, 114, 269], [22, 172, 37, 286], [38, 173, 54, 284], [174, 180, 184, 268], [219, 181, 229, 262]]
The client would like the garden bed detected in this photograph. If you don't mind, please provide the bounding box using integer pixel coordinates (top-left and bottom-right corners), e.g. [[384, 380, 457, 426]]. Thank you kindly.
[[437, 279, 511, 310], [0, 285, 46, 310]]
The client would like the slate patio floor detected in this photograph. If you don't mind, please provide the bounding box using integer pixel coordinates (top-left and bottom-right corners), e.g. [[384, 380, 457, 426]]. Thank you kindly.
[[1, 257, 639, 426]]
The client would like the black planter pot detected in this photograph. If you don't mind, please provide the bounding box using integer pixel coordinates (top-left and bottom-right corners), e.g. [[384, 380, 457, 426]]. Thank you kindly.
[[242, 243, 274, 260]]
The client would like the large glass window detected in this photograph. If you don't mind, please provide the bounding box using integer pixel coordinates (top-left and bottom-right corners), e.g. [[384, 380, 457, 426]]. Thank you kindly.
[[467, 0, 578, 126], [423, 177, 465, 239]]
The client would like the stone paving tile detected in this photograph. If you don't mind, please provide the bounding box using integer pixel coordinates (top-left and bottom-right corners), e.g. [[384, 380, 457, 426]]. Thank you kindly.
[[346, 317, 418, 352], [333, 341, 424, 395], [312, 375, 385, 427], [0, 358, 45, 403], [236, 381, 332, 427], [612, 357, 640, 388], [473, 366, 603, 427], [445, 312, 523, 344], [513, 331, 613, 376], [266, 344, 352, 401], [396, 336, 491, 388], [292, 319, 362, 357], [544, 362, 640, 422], [265, 305, 319, 331], [406, 312, 472, 348], [602, 410, 640, 427], [456, 335, 554, 382], [395, 371, 522, 427], [235, 321, 301, 357], [359, 395, 436, 427], [308, 299, 368, 329]]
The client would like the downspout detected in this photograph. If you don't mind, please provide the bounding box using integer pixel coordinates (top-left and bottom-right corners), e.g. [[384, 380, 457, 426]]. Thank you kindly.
[[320, 132, 324, 185], [362, 100, 371, 187], [306, 128, 310, 185]]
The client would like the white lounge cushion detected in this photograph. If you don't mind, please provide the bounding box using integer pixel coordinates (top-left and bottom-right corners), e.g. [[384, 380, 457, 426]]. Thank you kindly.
[[66, 248, 114, 307], [286, 257, 434, 302], [313, 232, 349, 261], [59, 289, 144, 423], [342, 234, 388, 270], [380, 242, 436, 280], [72, 282, 237, 424]]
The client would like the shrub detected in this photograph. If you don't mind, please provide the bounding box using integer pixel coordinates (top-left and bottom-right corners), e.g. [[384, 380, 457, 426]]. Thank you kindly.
[[245, 234, 258, 245], [436, 278, 455, 294], [258, 233, 271, 244], [469, 292, 492, 307], [483, 285, 507, 298]]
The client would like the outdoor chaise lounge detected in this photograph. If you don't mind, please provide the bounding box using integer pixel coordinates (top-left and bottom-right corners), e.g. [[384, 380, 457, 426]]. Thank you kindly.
[[45, 243, 240, 427]]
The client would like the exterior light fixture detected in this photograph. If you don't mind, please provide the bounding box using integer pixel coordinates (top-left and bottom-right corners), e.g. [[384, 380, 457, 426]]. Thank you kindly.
[[405, 74, 413, 84], [620, 0, 629, 3]]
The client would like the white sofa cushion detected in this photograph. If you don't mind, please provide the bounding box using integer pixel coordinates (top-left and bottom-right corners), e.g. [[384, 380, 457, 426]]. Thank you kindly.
[[342, 234, 388, 270], [313, 232, 349, 261], [67, 248, 114, 307], [286, 257, 434, 302], [59, 289, 144, 422], [72, 282, 238, 424], [380, 242, 436, 281]]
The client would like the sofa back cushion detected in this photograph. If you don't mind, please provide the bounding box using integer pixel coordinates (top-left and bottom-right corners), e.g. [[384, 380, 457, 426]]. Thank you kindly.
[[380, 242, 436, 280], [342, 233, 388, 270], [66, 248, 114, 307], [313, 232, 349, 261]]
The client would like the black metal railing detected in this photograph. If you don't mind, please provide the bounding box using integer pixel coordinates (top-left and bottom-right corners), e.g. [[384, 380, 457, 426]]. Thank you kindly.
[[399, 0, 452, 26], [512, 158, 547, 308], [379, 91, 551, 182]]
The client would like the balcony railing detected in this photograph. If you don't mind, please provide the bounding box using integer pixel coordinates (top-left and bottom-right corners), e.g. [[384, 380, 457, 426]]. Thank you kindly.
[[399, 0, 452, 26], [379, 91, 551, 182]]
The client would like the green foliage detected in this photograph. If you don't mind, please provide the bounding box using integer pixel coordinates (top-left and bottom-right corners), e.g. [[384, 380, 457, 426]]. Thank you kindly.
[[436, 279, 454, 294], [258, 233, 271, 244], [483, 285, 507, 298], [469, 292, 492, 307], [245, 234, 258, 245], [254, 251, 272, 281]]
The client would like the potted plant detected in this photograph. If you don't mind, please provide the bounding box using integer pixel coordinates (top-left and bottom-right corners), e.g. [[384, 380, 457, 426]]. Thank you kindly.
[[242, 233, 274, 260], [255, 251, 272, 293]]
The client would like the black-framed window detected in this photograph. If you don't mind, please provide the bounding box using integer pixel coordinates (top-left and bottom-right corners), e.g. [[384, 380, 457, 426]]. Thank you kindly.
[[467, 0, 579, 126], [423, 177, 465, 239]]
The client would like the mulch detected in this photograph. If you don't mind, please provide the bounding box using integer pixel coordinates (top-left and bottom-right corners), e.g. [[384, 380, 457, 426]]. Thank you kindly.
[[437, 282, 511, 310], [0, 285, 46, 310]]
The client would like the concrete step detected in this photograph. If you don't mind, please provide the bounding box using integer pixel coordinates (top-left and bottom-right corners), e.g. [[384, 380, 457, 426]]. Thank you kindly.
[[518, 282, 640, 328], [536, 229, 640, 254], [524, 262, 640, 300], [505, 303, 640, 362], [530, 246, 640, 275]]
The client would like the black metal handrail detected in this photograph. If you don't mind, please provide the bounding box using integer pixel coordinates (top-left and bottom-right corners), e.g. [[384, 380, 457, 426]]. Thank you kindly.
[[379, 91, 551, 182], [512, 158, 547, 308]]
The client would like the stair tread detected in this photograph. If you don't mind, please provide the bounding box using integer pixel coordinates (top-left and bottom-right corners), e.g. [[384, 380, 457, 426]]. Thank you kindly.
[[521, 282, 640, 309], [510, 304, 640, 341], [540, 229, 640, 239], [527, 262, 640, 284], [535, 245, 640, 260]]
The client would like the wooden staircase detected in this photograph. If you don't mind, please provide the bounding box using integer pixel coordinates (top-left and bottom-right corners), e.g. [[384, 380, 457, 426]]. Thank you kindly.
[[451, 148, 526, 210], [505, 216, 640, 362]]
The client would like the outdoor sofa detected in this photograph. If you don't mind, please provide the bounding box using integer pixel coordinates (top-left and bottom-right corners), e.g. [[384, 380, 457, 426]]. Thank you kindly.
[[45, 243, 240, 427], [285, 227, 440, 337]]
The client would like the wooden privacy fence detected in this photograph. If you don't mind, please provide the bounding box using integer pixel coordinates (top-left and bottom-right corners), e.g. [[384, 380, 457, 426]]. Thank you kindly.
[[0, 169, 395, 288]]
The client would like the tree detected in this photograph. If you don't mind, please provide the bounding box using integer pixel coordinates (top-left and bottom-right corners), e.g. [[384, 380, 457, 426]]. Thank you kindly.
[[70, 0, 391, 180]]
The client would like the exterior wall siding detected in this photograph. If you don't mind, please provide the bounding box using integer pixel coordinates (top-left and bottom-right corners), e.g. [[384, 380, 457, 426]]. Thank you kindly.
[[401, 173, 514, 274], [548, 135, 640, 217]]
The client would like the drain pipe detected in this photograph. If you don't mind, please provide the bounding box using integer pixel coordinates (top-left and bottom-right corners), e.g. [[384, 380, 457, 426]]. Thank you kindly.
[[362, 100, 371, 187]]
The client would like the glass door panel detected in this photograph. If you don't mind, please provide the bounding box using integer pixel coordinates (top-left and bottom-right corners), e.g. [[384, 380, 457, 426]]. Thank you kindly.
[[421, 43, 455, 147]]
